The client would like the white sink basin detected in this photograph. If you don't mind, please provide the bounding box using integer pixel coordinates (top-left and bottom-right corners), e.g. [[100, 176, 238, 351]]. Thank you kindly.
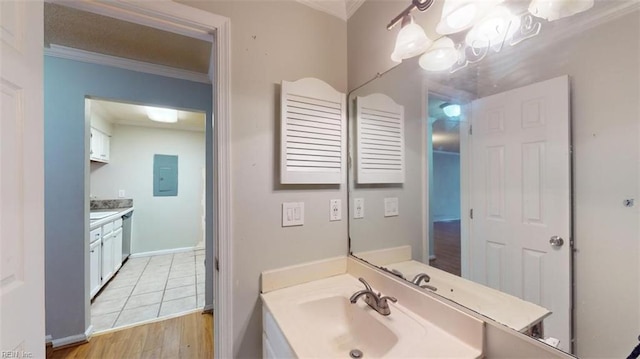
[[262, 275, 483, 358], [90, 211, 119, 220], [299, 296, 399, 357]]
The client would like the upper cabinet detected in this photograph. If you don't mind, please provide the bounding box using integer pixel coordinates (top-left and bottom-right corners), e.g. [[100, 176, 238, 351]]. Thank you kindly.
[[90, 127, 110, 163]]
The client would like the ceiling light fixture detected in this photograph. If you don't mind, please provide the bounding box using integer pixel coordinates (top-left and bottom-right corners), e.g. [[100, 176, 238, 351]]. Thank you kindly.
[[436, 0, 504, 35], [465, 6, 520, 49], [146, 107, 178, 123], [418, 37, 459, 72], [391, 14, 432, 62], [440, 102, 461, 117], [528, 0, 594, 22]]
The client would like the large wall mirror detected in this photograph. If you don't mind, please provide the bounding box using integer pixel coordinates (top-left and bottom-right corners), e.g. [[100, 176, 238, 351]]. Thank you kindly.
[[347, 1, 639, 357]]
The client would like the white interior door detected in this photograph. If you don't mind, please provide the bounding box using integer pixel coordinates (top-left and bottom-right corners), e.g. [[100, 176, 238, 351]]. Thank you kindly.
[[0, 1, 45, 357], [470, 76, 571, 351]]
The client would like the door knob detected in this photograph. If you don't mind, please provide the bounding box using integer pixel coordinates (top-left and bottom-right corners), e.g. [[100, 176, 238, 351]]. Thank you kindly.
[[550, 236, 564, 247]]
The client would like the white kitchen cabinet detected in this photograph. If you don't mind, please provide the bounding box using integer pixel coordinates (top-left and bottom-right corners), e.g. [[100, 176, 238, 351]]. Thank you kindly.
[[90, 127, 110, 163], [113, 228, 123, 272], [90, 239, 102, 299], [101, 233, 114, 283]]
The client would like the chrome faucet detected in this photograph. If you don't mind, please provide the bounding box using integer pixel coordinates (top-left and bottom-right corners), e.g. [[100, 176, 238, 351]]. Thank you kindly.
[[412, 273, 437, 292], [350, 278, 397, 316]]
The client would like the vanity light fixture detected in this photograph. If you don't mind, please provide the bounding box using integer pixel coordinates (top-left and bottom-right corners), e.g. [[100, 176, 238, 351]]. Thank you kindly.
[[528, 0, 594, 22], [418, 37, 459, 72], [436, 0, 504, 35], [146, 106, 178, 123], [391, 14, 432, 62], [465, 6, 520, 49], [440, 102, 461, 118], [387, 0, 593, 73]]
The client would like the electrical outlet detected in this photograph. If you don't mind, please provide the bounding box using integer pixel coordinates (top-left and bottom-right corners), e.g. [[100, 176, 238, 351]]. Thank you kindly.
[[384, 197, 399, 217], [282, 202, 304, 227], [330, 199, 341, 221], [353, 198, 364, 219], [118, 189, 126, 198]]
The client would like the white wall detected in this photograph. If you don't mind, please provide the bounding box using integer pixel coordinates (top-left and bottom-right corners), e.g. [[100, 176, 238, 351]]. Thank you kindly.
[[90, 124, 205, 254], [432, 151, 461, 222], [348, 2, 640, 357], [181, 1, 348, 357]]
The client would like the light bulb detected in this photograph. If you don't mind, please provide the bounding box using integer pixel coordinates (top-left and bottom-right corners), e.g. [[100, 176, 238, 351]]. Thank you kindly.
[[419, 37, 459, 72], [147, 107, 178, 123], [436, 0, 504, 35], [529, 0, 594, 21], [391, 15, 432, 62]]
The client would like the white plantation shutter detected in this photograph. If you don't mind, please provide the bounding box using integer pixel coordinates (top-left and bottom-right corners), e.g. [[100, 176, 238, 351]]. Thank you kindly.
[[356, 93, 405, 184], [280, 78, 346, 184]]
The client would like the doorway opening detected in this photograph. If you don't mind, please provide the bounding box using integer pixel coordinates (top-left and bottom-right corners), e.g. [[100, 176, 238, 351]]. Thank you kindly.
[[87, 98, 207, 332], [427, 94, 463, 276], [43, 1, 221, 350]]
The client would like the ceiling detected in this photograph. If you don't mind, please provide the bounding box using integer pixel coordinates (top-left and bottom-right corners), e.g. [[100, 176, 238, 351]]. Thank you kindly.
[[90, 99, 206, 132], [44, 3, 212, 74]]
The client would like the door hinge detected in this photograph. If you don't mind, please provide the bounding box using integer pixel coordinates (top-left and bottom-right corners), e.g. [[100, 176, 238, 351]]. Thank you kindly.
[[469, 208, 474, 219], [469, 125, 473, 135], [215, 257, 219, 271]]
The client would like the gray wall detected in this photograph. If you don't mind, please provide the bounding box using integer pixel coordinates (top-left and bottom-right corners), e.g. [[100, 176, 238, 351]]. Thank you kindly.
[[44, 56, 212, 340], [181, 1, 348, 357], [348, 60, 426, 261], [432, 151, 461, 222]]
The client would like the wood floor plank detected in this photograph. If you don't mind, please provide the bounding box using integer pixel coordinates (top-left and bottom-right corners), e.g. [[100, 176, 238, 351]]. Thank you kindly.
[[48, 312, 213, 359], [429, 220, 462, 276]]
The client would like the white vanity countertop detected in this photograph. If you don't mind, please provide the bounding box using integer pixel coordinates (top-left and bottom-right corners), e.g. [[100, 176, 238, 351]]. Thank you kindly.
[[89, 207, 133, 230], [262, 274, 483, 359], [386, 260, 551, 332]]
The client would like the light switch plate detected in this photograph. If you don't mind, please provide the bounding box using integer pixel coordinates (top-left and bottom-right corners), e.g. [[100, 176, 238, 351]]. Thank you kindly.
[[384, 197, 399, 217], [329, 199, 341, 221], [118, 189, 126, 198], [353, 198, 364, 219], [282, 202, 304, 227]]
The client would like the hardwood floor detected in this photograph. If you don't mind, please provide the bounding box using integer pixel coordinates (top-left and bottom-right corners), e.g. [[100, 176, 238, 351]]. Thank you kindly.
[[429, 220, 461, 276], [48, 311, 213, 359]]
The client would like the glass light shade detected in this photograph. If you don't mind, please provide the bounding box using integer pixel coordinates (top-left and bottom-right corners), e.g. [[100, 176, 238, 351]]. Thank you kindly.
[[528, 0, 594, 21], [418, 37, 459, 72], [436, 0, 504, 35], [391, 15, 432, 62], [441, 103, 461, 117], [465, 6, 521, 48], [147, 107, 178, 123]]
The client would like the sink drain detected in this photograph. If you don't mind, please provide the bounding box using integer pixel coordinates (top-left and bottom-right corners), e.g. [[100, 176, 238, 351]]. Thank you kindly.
[[349, 349, 363, 358]]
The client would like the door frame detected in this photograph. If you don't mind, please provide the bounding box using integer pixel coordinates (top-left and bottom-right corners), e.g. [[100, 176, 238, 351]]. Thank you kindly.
[[422, 79, 474, 277], [46, 1, 233, 357]]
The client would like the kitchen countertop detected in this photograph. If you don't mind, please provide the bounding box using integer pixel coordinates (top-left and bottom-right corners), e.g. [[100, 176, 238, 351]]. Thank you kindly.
[[90, 207, 134, 230]]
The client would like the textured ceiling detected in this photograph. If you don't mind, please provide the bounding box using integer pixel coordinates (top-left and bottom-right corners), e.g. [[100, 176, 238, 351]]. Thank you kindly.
[[44, 3, 212, 74], [90, 99, 206, 132]]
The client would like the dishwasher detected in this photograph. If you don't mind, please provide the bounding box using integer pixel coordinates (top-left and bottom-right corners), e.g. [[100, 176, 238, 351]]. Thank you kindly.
[[121, 211, 133, 261]]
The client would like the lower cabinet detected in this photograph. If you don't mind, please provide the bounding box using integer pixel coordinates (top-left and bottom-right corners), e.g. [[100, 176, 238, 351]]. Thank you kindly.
[[102, 233, 114, 283], [113, 228, 123, 272], [90, 215, 126, 300], [90, 240, 102, 298]]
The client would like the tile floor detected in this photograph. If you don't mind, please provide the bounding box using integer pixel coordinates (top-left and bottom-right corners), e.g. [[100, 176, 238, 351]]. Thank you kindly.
[[91, 248, 206, 332]]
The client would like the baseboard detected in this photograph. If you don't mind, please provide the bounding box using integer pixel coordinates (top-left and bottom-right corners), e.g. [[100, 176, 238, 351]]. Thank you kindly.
[[429, 255, 437, 260], [50, 325, 93, 349], [45, 334, 52, 346], [203, 303, 214, 313], [129, 246, 198, 258]]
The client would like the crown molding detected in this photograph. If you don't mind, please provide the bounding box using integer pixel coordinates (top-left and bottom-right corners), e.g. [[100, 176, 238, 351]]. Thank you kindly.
[[295, 0, 366, 21], [44, 44, 211, 84], [346, 0, 367, 19]]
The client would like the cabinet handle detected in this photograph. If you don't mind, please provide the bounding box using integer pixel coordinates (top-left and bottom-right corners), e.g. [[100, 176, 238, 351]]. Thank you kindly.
[[90, 250, 95, 253]]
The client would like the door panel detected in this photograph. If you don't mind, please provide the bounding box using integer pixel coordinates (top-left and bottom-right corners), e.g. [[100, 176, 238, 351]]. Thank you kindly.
[[471, 76, 571, 351], [0, 1, 45, 356]]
